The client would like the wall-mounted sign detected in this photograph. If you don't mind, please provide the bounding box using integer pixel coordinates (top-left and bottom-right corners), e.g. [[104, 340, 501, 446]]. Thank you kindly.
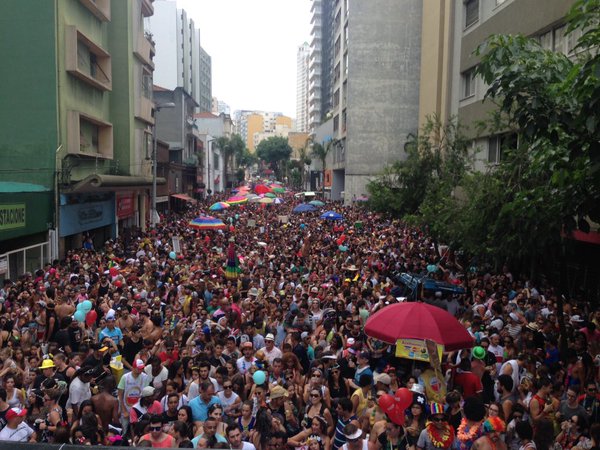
[[0, 204, 26, 231]]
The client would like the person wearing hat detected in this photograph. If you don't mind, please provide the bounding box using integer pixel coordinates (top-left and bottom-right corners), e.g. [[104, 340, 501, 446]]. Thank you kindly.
[[82, 341, 110, 369], [33, 357, 66, 390], [0, 407, 36, 442], [416, 402, 455, 450], [259, 333, 282, 365], [472, 416, 506, 450], [99, 311, 124, 348], [117, 358, 151, 437], [267, 385, 297, 431], [341, 422, 366, 450], [374, 373, 392, 394], [130, 385, 162, 425], [237, 341, 257, 375]]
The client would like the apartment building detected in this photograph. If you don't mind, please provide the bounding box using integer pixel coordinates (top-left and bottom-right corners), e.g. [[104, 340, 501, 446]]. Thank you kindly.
[[308, 0, 423, 202]]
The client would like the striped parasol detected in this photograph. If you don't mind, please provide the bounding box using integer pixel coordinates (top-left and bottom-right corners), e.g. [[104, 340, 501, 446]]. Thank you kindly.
[[189, 215, 227, 230], [226, 196, 248, 205], [209, 202, 230, 211]]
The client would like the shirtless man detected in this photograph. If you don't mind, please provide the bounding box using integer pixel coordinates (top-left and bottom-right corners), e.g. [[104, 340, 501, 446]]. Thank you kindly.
[[472, 417, 506, 450], [55, 293, 75, 323], [92, 376, 119, 433]]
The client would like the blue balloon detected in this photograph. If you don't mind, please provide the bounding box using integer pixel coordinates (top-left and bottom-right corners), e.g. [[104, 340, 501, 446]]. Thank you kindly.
[[76, 302, 85, 311], [235, 214, 240, 220], [169, 251, 176, 260], [427, 264, 437, 273], [300, 223, 306, 229], [82, 300, 92, 312], [73, 310, 86, 322], [339, 245, 348, 252], [253, 370, 266, 385]]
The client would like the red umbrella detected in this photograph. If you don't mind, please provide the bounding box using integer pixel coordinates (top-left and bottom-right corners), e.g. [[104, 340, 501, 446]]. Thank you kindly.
[[364, 302, 474, 351], [255, 184, 272, 195]]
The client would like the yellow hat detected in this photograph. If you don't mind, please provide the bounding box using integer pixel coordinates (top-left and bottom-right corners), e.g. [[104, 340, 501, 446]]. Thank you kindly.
[[39, 359, 55, 370]]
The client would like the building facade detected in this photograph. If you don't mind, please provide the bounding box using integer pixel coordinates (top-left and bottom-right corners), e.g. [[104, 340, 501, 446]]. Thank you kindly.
[[0, 0, 164, 278], [296, 42, 311, 132], [149, 0, 212, 113], [309, 0, 423, 202]]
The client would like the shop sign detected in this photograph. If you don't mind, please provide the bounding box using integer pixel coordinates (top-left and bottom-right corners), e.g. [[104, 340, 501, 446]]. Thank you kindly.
[[0, 204, 26, 231], [116, 194, 135, 219]]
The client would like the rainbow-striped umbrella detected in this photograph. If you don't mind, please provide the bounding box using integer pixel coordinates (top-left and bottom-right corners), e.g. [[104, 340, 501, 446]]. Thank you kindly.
[[189, 216, 227, 230], [209, 202, 230, 211], [226, 196, 248, 205]]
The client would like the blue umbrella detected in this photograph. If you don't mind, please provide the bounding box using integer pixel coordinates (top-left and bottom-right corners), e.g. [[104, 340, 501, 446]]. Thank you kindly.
[[320, 210, 343, 220], [293, 203, 317, 213]]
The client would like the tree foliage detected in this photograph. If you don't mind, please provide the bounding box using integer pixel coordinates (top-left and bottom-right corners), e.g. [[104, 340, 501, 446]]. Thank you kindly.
[[256, 136, 292, 180]]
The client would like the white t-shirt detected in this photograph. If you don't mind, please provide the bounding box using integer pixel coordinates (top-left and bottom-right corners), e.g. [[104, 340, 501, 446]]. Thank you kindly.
[[0, 422, 34, 442], [145, 366, 169, 390], [259, 346, 282, 365], [217, 390, 240, 408], [118, 371, 151, 412], [68, 377, 91, 409], [241, 442, 256, 450]]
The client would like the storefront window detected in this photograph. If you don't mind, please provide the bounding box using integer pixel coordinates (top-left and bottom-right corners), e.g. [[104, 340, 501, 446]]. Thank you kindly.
[[9, 251, 24, 278], [26, 246, 42, 274]]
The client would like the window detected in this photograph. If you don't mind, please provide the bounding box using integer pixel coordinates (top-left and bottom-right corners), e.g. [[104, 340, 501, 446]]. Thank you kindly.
[[142, 71, 152, 98], [213, 153, 219, 170], [462, 69, 476, 99], [488, 134, 517, 164], [79, 0, 110, 21], [67, 110, 113, 158], [65, 26, 111, 91], [465, 0, 479, 29]]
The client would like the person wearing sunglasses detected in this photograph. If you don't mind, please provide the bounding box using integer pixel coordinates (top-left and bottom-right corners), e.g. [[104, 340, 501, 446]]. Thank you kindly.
[[217, 377, 241, 420], [138, 414, 175, 448], [417, 402, 455, 450]]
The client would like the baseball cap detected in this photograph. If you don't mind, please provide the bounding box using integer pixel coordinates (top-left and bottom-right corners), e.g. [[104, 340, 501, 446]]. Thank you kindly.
[[374, 373, 391, 385], [346, 337, 355, 348], [141, 386, 155, 398], [5, 408, 27, 420], [133, 359, 145, 370], [265, 333, 275, 341], [241, 341, 253, 350], [301, 332, 310, 340], [570, 315, 584, 323], [509, 312, 519, 322]]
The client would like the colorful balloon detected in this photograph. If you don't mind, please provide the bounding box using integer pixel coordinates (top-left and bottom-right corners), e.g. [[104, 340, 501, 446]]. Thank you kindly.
[[73, 310, 86, 322], [253, 370, 266, 385], [114, 280, 122, 288], [109, 267, 118, 277], [395, 388, 414, 410], [378, 394, 404, 425], [81, 300, 92, 312], [169, 251, 176, 260], [85, 310, 97, 326]]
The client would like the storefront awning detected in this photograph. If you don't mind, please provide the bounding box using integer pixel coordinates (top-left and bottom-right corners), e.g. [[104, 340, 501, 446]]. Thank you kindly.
[[170, 193, 197, 203], [65, 174, 166, 193]]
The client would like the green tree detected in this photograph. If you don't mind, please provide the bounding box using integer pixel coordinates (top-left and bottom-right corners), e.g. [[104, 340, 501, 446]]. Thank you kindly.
[[310, 138, 337, 197], [367, 116, 471, 218], [256, 136, 292, 180]]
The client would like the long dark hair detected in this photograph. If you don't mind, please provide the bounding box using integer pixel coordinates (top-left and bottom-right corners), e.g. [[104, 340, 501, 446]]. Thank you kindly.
[[534, 419, 555, 450]]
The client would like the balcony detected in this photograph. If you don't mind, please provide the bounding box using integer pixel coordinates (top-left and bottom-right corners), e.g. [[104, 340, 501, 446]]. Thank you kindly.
[[134, 32, 155, 68], [136, 96, 154, 124], [67, 110, 113, 159], [141, 0, 154, 17], [65, 26, 112, 91], [79, 0, 110, 21]]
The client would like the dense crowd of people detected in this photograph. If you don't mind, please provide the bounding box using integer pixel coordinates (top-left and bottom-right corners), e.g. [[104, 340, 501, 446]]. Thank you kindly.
[[0, 185, 598, 450]]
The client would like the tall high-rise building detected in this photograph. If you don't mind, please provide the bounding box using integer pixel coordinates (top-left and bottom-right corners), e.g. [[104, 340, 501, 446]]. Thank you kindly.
[[296, 42, 310, 132], [308, 0, 423, 202], [148, 0, 212, 111]]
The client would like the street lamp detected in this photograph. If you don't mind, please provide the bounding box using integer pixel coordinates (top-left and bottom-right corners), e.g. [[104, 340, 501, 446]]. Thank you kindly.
[[151, 102, 175, 227]]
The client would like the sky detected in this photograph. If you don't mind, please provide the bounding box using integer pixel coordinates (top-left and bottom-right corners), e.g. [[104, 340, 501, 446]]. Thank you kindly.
[[176, 0, 312, 118]]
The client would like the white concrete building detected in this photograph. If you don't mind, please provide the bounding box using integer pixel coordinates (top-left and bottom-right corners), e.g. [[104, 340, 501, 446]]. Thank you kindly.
[[296, 42, 310, 132], [148, 0, 211, 111]]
